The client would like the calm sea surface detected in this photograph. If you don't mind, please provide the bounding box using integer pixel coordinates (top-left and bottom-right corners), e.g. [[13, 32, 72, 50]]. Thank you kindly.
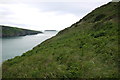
[[0, 31, 58, 62]]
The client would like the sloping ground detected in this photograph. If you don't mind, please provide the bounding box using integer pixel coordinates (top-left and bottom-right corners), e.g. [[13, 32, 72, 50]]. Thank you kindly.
[[2, 2, 119, 78], [0, 25, 42, 37]]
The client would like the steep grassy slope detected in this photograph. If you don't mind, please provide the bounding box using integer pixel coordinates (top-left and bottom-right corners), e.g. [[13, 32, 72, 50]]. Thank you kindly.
[[2, 2, 119, 78], [0, 25, 42, 37]]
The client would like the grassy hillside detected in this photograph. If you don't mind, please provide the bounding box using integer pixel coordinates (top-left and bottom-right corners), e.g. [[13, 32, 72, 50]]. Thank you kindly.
[[0, 25, 42, 37], [2, 2, 119, 78]]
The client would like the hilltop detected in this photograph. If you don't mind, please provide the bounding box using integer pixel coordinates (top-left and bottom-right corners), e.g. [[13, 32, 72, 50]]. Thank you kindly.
[[2, 2, 119, 78], [0, 25, 42, 37]]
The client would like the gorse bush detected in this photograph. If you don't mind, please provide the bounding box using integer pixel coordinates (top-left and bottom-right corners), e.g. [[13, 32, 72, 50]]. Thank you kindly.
[[94, 14, 106, 22]]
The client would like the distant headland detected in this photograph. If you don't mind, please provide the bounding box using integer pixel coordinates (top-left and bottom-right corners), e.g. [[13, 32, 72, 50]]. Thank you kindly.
[[0, 25, 42, 37], [44, 30, 57, 32]]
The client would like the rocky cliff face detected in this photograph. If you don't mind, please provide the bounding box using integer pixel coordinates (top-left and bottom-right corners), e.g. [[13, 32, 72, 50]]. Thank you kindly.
[[0, 25, 42, 37]]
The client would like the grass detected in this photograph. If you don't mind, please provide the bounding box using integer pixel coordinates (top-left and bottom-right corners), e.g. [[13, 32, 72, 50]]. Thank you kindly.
[[2, 2, 119, 78]]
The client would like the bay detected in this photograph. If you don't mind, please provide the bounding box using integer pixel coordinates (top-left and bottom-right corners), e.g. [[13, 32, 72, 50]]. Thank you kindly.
[[1, 31, 58, 62]]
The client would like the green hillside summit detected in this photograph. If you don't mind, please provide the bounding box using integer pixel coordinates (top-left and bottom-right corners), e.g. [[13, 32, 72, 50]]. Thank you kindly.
[[2, 2, 119, 78]]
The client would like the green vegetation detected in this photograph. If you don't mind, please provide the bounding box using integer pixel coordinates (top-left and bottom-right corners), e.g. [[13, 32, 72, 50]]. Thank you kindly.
[[2, 2, 119, 78], [0, 25, 42, 37]]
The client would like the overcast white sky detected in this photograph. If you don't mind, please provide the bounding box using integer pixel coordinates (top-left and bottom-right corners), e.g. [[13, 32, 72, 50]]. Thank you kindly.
[[0, 0, 112, 30]]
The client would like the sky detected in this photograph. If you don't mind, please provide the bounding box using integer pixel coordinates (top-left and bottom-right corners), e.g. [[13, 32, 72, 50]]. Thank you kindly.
[[0, 0, 112, 31]]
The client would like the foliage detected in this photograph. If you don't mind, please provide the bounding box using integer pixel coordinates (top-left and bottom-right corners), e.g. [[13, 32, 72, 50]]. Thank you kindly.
[[2, 2, 119, 78]]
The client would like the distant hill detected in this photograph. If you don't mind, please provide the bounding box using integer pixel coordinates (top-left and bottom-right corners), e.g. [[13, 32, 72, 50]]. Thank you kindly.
[[0, 25, 42, 37], [44, 30, 57, 31], [2, 2, 119, 78]]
